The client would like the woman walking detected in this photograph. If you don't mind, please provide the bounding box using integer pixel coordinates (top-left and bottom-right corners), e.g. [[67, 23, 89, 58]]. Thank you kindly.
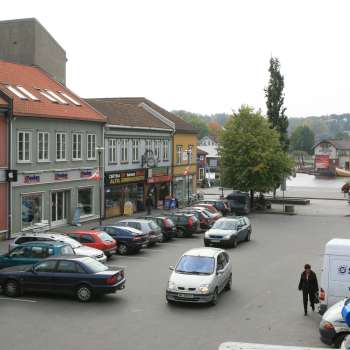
[[298, 264, 319, 316]]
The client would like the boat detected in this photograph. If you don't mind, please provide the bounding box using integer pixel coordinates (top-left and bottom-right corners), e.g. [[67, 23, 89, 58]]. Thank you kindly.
[[336, 167, 350, 177]]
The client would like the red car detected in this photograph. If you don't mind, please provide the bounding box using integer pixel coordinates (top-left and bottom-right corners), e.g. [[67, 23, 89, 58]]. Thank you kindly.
[[65, 229, 117, 258], [193, 204, 222, 221]]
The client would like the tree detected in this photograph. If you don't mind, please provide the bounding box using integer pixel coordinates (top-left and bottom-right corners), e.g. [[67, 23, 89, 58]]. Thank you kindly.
[[290, 125, 315, 154], [172, 110, 209, 139], [220, 105, 293, 207], [334, 131, 350, 140], [207, 121, 222, 140], [265, 57, 289, 151]]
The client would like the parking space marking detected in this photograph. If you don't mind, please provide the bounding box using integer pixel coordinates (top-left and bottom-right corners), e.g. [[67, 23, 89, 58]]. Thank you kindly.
[[0, 297, 38, 303]]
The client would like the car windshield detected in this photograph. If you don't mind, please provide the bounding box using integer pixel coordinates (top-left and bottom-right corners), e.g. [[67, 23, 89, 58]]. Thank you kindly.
[[213, 220, 237, 230], [175, 255, 215, 275], [82, 257, 108, 273], [98, 232, 114, 242]]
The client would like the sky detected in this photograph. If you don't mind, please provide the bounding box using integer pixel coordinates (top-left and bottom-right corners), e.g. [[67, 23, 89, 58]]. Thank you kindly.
[[2, 0, 350, 118]]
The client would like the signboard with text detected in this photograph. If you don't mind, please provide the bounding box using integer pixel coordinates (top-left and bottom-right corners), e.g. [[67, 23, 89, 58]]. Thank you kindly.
[[105, 170, 145, 186], [315, 155, 329, 169]]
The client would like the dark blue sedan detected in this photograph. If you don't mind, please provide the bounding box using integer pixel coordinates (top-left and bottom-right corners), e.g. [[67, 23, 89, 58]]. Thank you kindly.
[[0, 256, 126, 302], [94, 226, 148, 255]]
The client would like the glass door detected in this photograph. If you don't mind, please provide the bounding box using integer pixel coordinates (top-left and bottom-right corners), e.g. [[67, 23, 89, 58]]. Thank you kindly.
[[51, 191, 68, 226]]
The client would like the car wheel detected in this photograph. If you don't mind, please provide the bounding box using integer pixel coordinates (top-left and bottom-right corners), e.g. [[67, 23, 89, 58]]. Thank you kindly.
[[334, 333, 348, 348], [210, 288, 219, 306], [166, 297, 175, 305], [76, 284, 93, 302], [225, 274, 232, 291], [204, 241, 209, 247], [4, 280, 20, 297], [232, 237, 238, 248], [118, 243, 128, 255], [245, 231, 251, 242]]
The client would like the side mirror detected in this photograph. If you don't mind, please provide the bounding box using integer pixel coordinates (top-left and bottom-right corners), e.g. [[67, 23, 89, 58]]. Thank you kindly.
[[169, 265, 175, 271]]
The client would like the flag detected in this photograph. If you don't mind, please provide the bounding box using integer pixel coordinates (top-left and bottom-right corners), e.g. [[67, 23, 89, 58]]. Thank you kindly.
[[89, 168, 101, 181]]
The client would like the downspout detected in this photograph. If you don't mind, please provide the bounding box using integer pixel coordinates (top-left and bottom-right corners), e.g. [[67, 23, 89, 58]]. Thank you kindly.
[[171, 129, 175, 197]]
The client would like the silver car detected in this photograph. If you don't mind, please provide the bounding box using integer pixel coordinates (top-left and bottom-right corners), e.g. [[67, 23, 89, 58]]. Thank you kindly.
[[166, 247, 232, 305]]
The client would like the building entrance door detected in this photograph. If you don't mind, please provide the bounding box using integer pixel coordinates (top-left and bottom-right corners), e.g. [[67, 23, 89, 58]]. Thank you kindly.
[[51, 191, 68, 226]]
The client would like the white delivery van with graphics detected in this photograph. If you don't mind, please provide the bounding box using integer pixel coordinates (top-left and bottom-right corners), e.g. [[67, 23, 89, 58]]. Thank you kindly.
[[320, 239, 350, 315]]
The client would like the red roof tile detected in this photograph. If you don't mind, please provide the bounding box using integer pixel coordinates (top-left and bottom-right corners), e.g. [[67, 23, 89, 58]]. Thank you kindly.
[[0, 60, 106, 123], [0, 96, 8, 108]]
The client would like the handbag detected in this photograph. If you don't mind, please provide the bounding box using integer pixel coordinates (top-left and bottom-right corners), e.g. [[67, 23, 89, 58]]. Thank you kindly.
[[314, 291, 320, 304]]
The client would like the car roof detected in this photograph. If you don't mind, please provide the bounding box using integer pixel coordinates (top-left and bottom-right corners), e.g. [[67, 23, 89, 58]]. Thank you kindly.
[[16, 232, 67, 239], [65, 229, 101, 235], [109, 225, 143, 234], [183, 247, 224, 258], [45, 255, 89, 261], [216, 217, 240, 222], [119, 219, 150, 223], [19, 241, 68, 247], [167, 212, 193, 216]]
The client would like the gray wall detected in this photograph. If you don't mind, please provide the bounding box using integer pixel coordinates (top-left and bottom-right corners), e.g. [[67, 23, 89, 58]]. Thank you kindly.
[[0, 18, 67, 85]]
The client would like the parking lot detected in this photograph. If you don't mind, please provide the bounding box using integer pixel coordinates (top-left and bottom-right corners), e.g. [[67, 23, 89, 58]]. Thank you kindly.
[[2, 206, 350, 350]]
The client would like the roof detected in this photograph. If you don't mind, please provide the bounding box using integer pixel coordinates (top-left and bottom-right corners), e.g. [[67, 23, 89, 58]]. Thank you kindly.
[[197, 148, 208, 155], [197, 145, 218, 158], [314, 139, 350, 150], [99, 97, 197, 133], [184, 247, 224, 257], [0, 60, 106, 122], [325, 238, 350, 256], [84, 98, 172, 130]]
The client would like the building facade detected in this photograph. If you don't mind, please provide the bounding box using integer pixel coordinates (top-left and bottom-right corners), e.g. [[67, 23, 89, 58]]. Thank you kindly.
[[0, 60, 106, 235], [196, 147, 208, 186]]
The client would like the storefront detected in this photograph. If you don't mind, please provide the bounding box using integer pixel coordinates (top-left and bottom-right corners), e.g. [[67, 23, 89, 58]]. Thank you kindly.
[[105, 169, 145, 217], [173, 174, 195, 204], [146, 167, 172, 209], [12, 169, 100, 234]]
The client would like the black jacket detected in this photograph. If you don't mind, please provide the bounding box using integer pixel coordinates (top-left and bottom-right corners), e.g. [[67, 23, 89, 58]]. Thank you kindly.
[[298, 270, 318, 293]]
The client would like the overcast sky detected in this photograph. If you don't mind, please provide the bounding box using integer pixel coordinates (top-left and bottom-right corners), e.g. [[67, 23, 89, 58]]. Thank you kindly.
[[2, 0, 350, 117]]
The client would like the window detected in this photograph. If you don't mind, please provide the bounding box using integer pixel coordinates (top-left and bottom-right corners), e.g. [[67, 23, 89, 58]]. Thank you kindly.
[[72, 133, 82, 160], [108, 139, 117, 163], [56, 133, 66, 161], [57, 260, 79, 273], [61, 245, 75, 255], [176, 145, 182, 165], [188, 145, 193, 163], [132, 139, 140, 162], [154, 140, 161, 160], [34, 260, 57, 273], [199, 168, 205, 180], [17, 131, 31, 162], [38, 132, 49, 162], [145, 139, 152, 151], [87, 134, 96, 160], [31, 246, 45, 258], [163, 140, 169, 161], [78, 188, 93, 216], [121, 139, 128, 163], [21, 193, 43, 229], [80, 234, 95, 243], [9, 246, 31, 258]]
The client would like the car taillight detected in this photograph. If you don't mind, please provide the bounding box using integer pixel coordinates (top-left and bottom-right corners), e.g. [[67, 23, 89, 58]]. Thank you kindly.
[[319, 288, 325, 301], [132, 236, 142, 241], [188, 217, 193, 226], [163, 219, 172, 228], [106, 275, 117, 285]]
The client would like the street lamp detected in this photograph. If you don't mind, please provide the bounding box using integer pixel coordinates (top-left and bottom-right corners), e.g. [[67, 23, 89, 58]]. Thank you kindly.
[[96, 146, 104, 226], [184, 148, 192, 205]]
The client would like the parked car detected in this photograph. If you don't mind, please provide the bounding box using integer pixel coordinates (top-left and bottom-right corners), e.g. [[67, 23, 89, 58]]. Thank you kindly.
[[194, 204, 223, 221], [204, 217, 251, 248], [65, 229, 117, 258], [199, 199, 230, 216], [10, 232, 107, 263], [165, 212, 200, 237], [226, 191, 251, 215], [0, 256, 125, 302], [117, 219, 162, 246], [93, 225, 148, 255], [143, 216, 177, 241], [179, 208, 214, 231], [319, 298, 350, 348], [166, 247, 232, 305], [0, 242, 75, 269]]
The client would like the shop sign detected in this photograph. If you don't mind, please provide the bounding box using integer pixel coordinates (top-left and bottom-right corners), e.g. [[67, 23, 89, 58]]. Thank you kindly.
[[315, 155, 329, 169], [106, 170, 145, 186], [24, 175, 40, 184], [175, 176, 184, 181], [147, 175, 172, 184], [151, 167, 169, 177], [80, 170, 93, 178], [55, 172, 68, 181]]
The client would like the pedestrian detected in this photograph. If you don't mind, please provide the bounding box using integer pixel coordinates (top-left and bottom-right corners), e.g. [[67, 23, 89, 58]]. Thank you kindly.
[[146, 195, 152, 215], [298, 263, 319, 316]]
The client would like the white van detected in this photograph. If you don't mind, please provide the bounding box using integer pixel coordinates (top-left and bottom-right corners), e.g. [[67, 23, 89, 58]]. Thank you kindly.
[[320, 239, 350, 315]]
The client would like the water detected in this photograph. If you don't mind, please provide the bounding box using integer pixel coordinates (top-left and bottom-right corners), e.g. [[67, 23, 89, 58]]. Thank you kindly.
[[287, 173, 346, 189]]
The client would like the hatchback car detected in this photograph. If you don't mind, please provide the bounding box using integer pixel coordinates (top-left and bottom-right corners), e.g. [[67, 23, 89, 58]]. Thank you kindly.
[[0, 256, 125, 302], [166, 247, 232, 305], [204, 217, 251, 248], [94, 225, 148, 255], [117, 219, 162, 246], [179, 208, 214, 231], [10, 232, 107, 263], [0, 242, 75, 269], [193, 204, 222, 221], [199, 200, 230, 216], [165, 212, 200, 237], [144, 216, 177, 241], [65, 229, 117, 258]]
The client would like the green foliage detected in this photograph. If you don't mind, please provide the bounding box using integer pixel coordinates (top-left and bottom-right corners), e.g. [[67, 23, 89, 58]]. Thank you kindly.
[[334, 131, 350, 140], [290, 125, 315, 154], [172, 110, 209, 139], [220, 105, 293, 194], [265, 57, 289, 151]]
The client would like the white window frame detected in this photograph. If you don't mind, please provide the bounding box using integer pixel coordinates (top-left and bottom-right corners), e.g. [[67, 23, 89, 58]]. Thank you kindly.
[[56, 132, 67, 161], [87, 134, 96, 160], [145, 139, 152, 152], [37, 131, 50, 162], [154, 140, 161, 160], [188, 145, 193, 164], [199, 168, 205, 180], [132, 139, 140, 162], [163, 140, 169, 161], [176, 145, 182, 165], [72, 133, 83, 161], [17, 130, 32, 163], [108, 139, 117, 164], [121, 139, 129, 163]]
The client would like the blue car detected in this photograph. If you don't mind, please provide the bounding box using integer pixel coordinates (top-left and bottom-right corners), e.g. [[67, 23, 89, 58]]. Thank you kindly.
[[94, 225, 148, 255], [0, 242, 75, 269], [0, 256, 126, 302]]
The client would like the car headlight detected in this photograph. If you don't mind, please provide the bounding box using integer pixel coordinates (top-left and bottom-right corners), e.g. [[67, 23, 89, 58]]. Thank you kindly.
[[168, 281, 176, 290], [199, 285, 209, 294]]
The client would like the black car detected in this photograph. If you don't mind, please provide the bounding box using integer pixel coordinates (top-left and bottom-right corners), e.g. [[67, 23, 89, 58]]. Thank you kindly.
[[0, 256, 125, 302], [164, 212, 200, 237], [144, 216, 177, 241], [94, 225, 148, 255], [199, 199, 230, 216], [226, 191, 251, 215]]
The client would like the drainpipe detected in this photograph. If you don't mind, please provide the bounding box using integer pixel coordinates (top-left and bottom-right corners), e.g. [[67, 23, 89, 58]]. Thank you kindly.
[[171, 130, 175, 197]]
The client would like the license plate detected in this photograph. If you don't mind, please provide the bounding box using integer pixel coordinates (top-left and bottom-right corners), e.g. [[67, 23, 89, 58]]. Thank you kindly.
[[178, 293, 193, 298], [211, 239, 221, 243]]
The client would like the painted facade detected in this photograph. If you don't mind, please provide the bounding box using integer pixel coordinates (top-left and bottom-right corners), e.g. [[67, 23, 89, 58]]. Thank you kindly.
[[0, 106, 8, 237]]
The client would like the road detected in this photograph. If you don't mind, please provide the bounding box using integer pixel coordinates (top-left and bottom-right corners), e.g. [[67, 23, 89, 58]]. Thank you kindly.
[[1, 209, 350, 350]]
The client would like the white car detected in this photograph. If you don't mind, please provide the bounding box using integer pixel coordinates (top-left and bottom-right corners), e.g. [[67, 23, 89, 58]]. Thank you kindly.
[[166, 247, 232, 305], [9, 233, 107, 263]]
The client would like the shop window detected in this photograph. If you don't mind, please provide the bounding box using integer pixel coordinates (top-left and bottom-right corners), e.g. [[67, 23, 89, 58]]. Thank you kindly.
[[21, 193, 43, 229], [38, 132, 49, 162], [56, 132, 67, 161], [176, 145, 183, 165], [72, 133, 83, 160], [78, 188, 93, 216], [108, 139, 117, 164], [17, 130, 32, 163], [87, 134, 96, 160]]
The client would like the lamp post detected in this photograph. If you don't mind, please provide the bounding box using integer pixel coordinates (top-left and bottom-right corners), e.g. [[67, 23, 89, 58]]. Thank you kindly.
[[185, 148, 191, 205], [96, 146, 104, 226]]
